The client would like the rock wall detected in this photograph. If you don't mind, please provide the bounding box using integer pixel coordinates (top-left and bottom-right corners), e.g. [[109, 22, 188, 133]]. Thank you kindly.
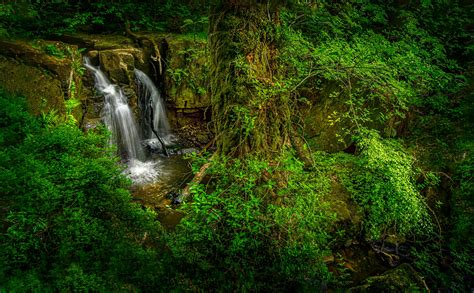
[[0, 40, 74, 115], [0, 34, 213, 145]]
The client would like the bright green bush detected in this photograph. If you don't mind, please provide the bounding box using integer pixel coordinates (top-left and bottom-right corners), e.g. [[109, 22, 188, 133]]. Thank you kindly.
[[341, 130, 432, 240]]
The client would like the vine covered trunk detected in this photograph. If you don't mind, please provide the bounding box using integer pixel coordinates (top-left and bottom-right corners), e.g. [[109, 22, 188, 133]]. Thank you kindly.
[[209, 0, 291, 159]]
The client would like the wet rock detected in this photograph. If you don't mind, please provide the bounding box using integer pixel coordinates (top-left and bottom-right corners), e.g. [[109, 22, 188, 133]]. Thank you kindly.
[[86, 50, 99, 64], [166, 191, 184, 205]]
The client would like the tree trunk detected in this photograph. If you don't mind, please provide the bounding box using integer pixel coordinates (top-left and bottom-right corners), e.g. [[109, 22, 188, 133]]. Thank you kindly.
[[209, 1, 291, 159]]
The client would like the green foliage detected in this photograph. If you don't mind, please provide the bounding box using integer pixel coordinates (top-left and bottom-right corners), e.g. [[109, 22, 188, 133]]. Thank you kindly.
[[168, 153, 334, 290], [43, 44, 66, 59], [0, 91, 163, 291], [0, 1, 209, 37], [412, 93, 474, 290], [0, 0, 471, 290], [167, 67, 189, 86], [167, 44, 209, 98], [0, 89, 39, 146], [339, 130, 432, 240], [0, 3, 13, 37], [279, 10, 463, 139], [65, 96, 81, 125]]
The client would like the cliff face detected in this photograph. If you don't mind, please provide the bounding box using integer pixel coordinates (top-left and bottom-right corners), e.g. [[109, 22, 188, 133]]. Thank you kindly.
[[0, 34, 211, 145]]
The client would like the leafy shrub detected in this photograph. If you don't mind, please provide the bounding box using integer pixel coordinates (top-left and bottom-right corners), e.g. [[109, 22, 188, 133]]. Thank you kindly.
[[167, 153, 335, 290], [1, 1, 209, 37], [43, 44, 66, 59], [0, 91, 163, 291]]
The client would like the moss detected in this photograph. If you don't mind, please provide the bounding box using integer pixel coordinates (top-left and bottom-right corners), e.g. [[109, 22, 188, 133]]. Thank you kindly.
[[165, 37, 209, 109], [209, 2, 291, 158], [0, 39, 72, 81]]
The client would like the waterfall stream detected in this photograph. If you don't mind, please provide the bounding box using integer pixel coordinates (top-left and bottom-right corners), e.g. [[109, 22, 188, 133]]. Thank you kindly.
[[84, 57, 160, 184], [84, 57, 145, 161], [134, 69, 174, 151]]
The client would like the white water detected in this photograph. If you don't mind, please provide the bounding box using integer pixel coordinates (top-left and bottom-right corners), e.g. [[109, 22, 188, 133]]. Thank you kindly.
[[123, 159, 160, 185], [84, 57, 145, 161], [134, 69, 173, 144]]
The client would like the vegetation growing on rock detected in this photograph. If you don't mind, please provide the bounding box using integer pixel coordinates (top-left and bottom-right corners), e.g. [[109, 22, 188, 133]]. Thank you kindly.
[[0, 0, 472, 291]]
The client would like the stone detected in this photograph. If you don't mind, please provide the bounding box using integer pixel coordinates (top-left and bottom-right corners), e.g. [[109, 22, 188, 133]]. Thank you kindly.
[[98, 49, 144, 84], [303, 89, 352, 153], [0, 55, 65, 115], [349, 263, 427, 292], [0, 39, 73, 81], [325, 177, 362, 236]]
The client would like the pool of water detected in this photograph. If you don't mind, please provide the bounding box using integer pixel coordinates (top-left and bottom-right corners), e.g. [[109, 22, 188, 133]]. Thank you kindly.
[[129, 154, 192, 205], [128, 153, 193, 228]]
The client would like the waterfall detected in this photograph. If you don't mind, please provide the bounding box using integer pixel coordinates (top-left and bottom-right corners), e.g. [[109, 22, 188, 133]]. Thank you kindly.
[[84, 57, 145, 161], [134, 69, 172, 144]]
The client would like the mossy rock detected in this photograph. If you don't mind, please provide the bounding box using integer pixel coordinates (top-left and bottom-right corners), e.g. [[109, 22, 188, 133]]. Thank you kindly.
[[303, 91, 352, 153], [98, 49, 144, 84], [55, 33, 135, 51], [164, 36, 210, 109], [302, 82, 390, 153], [324, 176, 363, 239], [0, 56, 65, 115], [349, 263, 427, 292], [0, 39, 72, 81]]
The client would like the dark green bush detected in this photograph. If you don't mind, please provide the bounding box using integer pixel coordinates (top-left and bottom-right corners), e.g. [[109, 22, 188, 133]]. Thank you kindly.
[[0, 91, 163, 291], [167, 153, 335, 290]]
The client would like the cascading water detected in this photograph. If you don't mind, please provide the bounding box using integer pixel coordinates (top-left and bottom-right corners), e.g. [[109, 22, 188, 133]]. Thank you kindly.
[[84, 57, 158, 184], [134, 69, 173, 146], [84, 57, 144, 161]]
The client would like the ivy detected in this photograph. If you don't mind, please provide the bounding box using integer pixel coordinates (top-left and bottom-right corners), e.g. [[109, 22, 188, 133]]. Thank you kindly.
[[339, 130, 432, 240]]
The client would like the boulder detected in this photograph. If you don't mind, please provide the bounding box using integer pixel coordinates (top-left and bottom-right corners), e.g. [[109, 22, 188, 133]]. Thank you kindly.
[[0, 53, 66, 115], [98, 48, 144, 84], [349, 263, 427, 292], [303, 88, 353, 153], [325, 176, 363, 239], [0, 39, 72, 81]]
